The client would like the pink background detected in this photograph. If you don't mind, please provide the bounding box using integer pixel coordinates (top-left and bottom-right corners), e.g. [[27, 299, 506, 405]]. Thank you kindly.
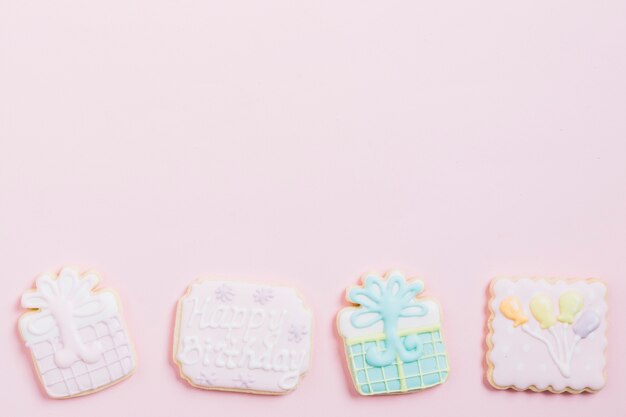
[[1, 1, 625, 416]]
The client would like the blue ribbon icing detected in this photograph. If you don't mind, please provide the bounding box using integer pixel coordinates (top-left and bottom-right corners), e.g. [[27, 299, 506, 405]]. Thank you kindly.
[[349, 272, 428, 367]]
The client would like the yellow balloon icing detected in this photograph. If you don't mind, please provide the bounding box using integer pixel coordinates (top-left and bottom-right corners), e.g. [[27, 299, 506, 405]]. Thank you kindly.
[[557, 291, 584, 324], [499, 296, 528, 327], [530, 294, 557, 329]]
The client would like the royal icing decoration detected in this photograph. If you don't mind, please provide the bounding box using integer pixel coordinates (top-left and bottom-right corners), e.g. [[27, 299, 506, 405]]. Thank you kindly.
[[337, 271, 449, 395], [487, 278, 608, 393], [18, 268, 136, 398], [174, 280, 313, 394]]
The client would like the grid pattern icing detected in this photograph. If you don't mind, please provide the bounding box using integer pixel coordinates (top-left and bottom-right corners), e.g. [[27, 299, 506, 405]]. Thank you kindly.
[[347, 328, 448, 395], [30, 316, 134, 397]]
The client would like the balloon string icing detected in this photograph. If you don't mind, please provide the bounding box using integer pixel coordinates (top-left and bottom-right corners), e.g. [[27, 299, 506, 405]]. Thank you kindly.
[[521, 324, 577, 377]]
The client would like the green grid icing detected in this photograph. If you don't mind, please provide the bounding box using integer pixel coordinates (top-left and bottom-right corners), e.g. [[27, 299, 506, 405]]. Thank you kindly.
[[347, 328, 448, 395]]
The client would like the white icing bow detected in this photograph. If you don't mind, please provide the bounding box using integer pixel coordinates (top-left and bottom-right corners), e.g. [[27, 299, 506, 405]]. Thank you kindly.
[[22, 268, 106, 368]]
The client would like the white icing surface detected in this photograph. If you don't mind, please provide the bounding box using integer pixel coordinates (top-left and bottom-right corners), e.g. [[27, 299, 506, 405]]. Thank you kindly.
[[338, 299, 441, 339], [20, 292, 120, 345]]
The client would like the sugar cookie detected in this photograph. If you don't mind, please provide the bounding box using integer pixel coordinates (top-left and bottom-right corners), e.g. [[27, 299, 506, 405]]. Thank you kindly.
[[173, 279, 313, 394], [18, 267, 137, 398], [486, 278, 608, 393], [337, 271, 449, 395]]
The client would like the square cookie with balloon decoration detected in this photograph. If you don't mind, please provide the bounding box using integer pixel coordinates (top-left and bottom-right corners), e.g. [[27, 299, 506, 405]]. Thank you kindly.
[[486, 278, 607, 393]]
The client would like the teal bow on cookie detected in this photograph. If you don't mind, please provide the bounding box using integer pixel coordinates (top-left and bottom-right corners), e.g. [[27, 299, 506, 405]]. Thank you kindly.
[[349, 272, 428, 367]]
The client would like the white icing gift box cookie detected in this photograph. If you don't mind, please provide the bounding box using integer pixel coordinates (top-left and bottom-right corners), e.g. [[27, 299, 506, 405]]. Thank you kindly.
[[487, 278, 608, 393], [174, 279, 313, 394], [337, 271, 449, 395], [18, 267, 137, 398]]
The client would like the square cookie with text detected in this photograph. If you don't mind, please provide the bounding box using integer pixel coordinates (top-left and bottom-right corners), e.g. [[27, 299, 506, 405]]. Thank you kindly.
[[174, 280, 312, 394]]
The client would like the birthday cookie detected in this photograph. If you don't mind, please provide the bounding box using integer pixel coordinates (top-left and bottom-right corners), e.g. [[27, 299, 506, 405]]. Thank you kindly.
[[337, 271, 449, 395], [486, 278, 608, 393], [18, 267, 137, 398], [173, 279, 313, 394]]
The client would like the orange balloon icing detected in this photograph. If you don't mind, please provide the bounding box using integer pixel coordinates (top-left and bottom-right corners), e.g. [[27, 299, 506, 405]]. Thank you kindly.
[[499, 296, 528, 327]]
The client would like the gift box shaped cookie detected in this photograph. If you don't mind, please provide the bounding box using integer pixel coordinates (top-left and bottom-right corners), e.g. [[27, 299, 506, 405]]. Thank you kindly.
[[337, 271, 449, 395], [18, 268, 137, 398], [487, 278, 608, 393]]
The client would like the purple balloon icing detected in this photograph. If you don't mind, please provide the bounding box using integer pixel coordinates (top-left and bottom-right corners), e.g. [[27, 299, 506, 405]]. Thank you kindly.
[[573, 310, 601, 339]]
